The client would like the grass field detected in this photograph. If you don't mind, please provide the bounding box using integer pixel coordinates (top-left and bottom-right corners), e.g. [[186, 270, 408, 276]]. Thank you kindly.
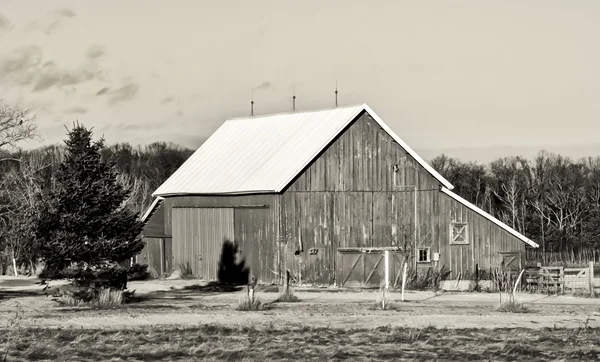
[[2, 277, 600, 361]]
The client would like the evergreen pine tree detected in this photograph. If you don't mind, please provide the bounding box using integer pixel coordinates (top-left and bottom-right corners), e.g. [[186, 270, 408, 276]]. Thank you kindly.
[[35, 123, 144, 293]]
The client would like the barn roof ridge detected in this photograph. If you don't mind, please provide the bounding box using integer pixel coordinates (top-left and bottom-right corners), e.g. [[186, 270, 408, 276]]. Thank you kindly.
[[441, 187, 539, 248]]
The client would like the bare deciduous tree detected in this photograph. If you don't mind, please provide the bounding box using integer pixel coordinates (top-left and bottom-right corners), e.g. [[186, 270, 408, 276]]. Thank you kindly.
[[0, 103, 38, 158]]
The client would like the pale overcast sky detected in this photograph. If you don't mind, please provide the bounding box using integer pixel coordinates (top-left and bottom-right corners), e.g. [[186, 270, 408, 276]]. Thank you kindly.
[[1, 1, 599, 161]]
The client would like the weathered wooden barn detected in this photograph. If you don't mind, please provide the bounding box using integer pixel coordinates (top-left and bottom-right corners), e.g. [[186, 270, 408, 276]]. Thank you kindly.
[[139, 104, 539, 287]]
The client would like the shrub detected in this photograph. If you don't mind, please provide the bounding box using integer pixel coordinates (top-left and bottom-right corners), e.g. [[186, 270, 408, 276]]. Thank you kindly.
[[53, 286, 132, 308], [127, 263, 152, 281], [178, 262, 194, 279], [496, 301, 531, 313], [236, 297, 269, 311], [371, 287, 395, 310], [406, 265, 451, 292], [274, 287, 300, 303]]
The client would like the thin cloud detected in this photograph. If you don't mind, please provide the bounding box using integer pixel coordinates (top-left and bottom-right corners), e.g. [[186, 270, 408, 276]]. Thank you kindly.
[[65, 106, 88, 114], [160, 96, 174, 105], [25, 8, 77, 35], [254, 81, 272, 90], [86, 44, 106, 59], [0, 46, 43, 85], [31, 62, 98, 92], [108, 83, 140, 105], [57, 9, 76, 18], [96, 87, 110, 96], [0, 14, 11, 32]]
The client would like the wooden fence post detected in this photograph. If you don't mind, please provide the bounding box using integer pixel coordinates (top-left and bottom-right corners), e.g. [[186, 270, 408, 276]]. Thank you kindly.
[[559, 267, 564, 295], [589, 261, 595, 297]]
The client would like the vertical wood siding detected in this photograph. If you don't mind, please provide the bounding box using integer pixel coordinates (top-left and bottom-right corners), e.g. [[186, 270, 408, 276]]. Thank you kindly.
[[142, 201, 166, 237], [172, 207, 234, 279], [164, 195, 280, 283], [280, 111, 530, 283]]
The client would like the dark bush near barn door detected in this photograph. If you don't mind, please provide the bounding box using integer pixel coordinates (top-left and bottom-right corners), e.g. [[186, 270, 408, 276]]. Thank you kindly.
[[217, 239, 250, 285]]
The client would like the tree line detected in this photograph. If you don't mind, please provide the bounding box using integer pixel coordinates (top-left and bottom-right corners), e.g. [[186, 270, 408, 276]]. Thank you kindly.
[[431, 153, 600, 263], [1, 102, 599, 274]]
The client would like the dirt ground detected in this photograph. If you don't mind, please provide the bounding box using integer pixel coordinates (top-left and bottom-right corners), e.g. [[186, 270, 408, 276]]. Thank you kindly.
[[2, 276, 600, 360]]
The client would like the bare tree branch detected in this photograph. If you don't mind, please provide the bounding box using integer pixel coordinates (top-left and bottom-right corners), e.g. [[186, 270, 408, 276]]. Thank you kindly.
[[0, 103, 38, 151]]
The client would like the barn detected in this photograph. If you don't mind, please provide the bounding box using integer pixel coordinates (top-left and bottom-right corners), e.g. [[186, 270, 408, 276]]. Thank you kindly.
[[138, 103, 539, 287]]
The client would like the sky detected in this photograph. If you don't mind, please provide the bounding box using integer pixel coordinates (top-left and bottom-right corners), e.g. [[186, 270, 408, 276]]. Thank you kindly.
[[1, 1, 599, 162]]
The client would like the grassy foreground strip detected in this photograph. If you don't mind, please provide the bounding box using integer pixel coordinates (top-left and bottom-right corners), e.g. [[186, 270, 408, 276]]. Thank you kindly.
[[1, 325, 600, 361]]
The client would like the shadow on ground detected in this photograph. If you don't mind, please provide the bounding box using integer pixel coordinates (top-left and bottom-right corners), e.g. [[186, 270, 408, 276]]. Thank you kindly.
[[0, 290, 42, 302]]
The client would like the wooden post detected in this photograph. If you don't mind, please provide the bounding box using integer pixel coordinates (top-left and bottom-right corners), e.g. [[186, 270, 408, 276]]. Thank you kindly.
[[559, 266, 565, 295], [384, 250, 390, 290], [283, 270, 290, 294], [513, 269, 525, 298], [401, 262, 408, 301], [12, 252, 18, 277], [589, 261, 595, 297]]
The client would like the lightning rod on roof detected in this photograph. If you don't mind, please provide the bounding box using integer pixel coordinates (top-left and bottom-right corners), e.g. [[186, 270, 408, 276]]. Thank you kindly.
[[334, 80, 338, 108], [292, 86, 296, 112]]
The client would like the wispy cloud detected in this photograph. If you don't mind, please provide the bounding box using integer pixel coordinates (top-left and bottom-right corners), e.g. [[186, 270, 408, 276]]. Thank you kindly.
[[95, 87, 110, 96], [107, 83, 140, 105], [32, 65, 96, 92], [0, 13, 11, 32], [24, 8, 77, 35], [160, 96, 173, 105], [254, 81, 272, 90], [57, 9, 76, 18], [64, 106, 88, 114], [0, 45, 43, 85], [0, 44, 105, 94], [86, 44, 106, 59]]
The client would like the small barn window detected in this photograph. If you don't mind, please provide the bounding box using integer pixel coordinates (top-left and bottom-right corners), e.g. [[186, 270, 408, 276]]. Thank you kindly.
[[450, 222, 469, 245], [417, 248, 430, 263]]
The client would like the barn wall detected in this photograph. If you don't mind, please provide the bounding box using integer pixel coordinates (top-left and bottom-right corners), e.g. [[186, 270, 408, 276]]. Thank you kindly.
[[415, 190, 526, 279], [163, 195, 280, 284], [286, 112, 440, 192], [280, 111, 530, 284], [142, 201, 166, 237]]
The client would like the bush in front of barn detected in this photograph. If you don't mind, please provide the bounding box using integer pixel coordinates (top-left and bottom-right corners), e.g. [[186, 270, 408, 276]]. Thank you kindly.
[[32, 123, 145, 307]]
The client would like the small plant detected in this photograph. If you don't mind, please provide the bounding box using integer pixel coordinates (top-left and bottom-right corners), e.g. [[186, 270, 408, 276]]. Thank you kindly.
[[127, 263, 154, 281], [496, 301, 531, 313], [53, 287, 129, 308], [178, 262, 194, 279], [371, 287, 395, 310], [275, 287, 300, 303], [406, 265, 451, 292], [236, 296, 268, 311], [274, 271, 300, 302]]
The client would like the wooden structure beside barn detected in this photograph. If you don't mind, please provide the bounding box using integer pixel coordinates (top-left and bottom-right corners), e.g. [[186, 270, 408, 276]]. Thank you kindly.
[[139, 104, 539, 287]]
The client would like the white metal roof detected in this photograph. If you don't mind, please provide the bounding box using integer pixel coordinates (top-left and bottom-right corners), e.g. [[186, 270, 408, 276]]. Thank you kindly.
[[152, 103, 454, 197], [441, 187, 539, 248]]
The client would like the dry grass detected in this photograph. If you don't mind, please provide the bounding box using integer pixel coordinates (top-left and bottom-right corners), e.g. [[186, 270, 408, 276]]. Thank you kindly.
[[236, 297, 270, 311], [2, 325, 600, 361], [55, 288, 124, 309], [496, 301, 531, 314], [274, 288, 300, 303]]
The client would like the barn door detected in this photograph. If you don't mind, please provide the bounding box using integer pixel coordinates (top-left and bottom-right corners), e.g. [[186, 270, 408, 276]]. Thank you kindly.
[[337, 251, 386, 288], [172, 207, 234, 279], [499, 251, 522, 270]]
